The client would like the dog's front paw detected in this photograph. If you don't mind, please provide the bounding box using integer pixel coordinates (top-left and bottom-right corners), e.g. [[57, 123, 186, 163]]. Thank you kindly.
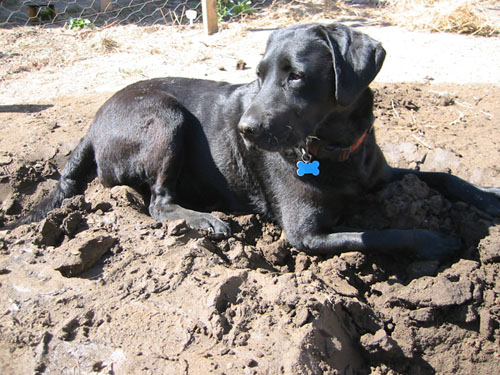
[[413, 230, 461, 261], [188, 213, 232, 239]]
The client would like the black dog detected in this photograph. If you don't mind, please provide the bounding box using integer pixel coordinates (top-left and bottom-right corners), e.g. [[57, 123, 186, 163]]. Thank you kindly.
[[18, 23, 500, 260]]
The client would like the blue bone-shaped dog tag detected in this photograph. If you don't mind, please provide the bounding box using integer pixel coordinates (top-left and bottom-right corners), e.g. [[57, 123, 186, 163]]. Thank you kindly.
[[297, 160, 320, 176]]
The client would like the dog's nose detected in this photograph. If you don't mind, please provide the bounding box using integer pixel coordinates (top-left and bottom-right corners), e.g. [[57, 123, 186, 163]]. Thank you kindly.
[[238, 119, 263, 138]]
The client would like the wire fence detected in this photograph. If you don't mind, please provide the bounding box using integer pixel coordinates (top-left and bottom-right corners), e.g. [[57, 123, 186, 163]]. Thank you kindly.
[[0, 0, 273, 28]]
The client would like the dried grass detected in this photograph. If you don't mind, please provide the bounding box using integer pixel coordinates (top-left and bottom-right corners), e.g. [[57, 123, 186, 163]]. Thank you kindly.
[[383, 0, 499, 36], [244, 0, 499, 37], [237, 0, 382, 29]]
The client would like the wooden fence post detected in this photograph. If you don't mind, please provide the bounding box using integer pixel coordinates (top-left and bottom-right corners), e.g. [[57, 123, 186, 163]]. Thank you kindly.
[[202, 0, 218, 35]]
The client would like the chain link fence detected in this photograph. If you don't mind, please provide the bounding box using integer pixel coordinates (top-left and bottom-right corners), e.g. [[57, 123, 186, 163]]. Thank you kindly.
[[0, 0, 273, 28]]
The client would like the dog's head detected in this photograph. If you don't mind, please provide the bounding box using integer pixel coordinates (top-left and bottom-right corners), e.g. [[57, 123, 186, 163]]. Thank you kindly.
[[238, 23, 386, 152]]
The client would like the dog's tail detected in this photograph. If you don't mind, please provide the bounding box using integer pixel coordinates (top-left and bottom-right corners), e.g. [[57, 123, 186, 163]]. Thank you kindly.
[[14, 137, 95, 226]]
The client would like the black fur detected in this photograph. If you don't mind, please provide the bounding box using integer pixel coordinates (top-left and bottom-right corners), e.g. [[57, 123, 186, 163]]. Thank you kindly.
[[15, 23, 500, 260]]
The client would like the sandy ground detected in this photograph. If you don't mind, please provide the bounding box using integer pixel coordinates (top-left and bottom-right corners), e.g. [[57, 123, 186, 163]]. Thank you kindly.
[[1, 22, 499, 107]]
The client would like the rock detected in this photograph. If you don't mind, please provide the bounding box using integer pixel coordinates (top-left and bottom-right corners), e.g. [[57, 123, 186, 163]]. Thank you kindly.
[[61, 195, 89, 212], [409, 307, 435, 323], [0, 154, 12, 166], [62, 211, 83, 237], [442, 259, 480, 279], [295, 253, 311, 272], [439, 94, 455, 106], [36, 217, 64, 247], [343, 300, 381, 333], [166, 219, 191, 236], [396, 276, 473, 308], [247, 358, 258, 367], [406, 260, 440, 279], [92, 201, 113, 213], [329, 277, 359, 297], [236, 59, 246, 70], [318, 259, 359, 297], [261, 238, 288, 266], [58, 316, 80, 341], [360, 329, 403, 359], [51, 233, 117, 277], [2, 194, 21, 215], [339, 251, 367, 270], [478, 225, 500, 264], [110, 185, 145, 211], [293, 307, 310, 327], [226, 243, 251, 269], [479, 309, 495, 340], [33, 331, 52, 375]]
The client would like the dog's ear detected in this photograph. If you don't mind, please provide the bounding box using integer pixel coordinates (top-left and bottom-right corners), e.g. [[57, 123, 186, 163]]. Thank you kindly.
[[318, 23, 386, 107]]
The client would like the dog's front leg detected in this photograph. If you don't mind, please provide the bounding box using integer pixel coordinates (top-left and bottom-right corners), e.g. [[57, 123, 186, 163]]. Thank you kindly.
[[282, 212, 460, 260], [149, 185, 231, 239], [298, 229, 460, 260]]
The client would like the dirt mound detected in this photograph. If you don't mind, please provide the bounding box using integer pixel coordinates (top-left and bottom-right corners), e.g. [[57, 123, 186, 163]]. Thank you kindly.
[[1, 83, 499, 374], [1, 176, 499, 374]]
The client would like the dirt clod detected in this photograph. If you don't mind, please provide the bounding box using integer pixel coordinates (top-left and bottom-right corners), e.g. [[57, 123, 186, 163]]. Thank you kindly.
[[50, 233, 117, 277]]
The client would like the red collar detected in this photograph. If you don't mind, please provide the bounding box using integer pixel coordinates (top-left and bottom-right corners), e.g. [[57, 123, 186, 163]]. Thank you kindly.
[[305, 124, 373, 162]]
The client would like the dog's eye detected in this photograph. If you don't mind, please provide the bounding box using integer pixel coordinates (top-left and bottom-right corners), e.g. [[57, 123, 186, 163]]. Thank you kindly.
[[288, 72, 303, 81]]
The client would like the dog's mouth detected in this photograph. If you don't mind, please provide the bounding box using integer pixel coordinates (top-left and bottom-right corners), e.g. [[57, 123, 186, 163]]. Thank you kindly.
[[240, 128, 302, 152]]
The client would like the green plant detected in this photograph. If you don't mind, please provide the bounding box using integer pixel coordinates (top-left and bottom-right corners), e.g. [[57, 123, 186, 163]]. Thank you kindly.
[[217, 0, 253, 21], [118, 67, 144, 77], [64, 17, 96, 30], [37, 6, 56, 21]]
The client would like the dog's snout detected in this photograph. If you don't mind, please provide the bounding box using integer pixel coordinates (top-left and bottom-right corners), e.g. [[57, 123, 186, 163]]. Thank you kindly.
[[238, 118, 263, 138]]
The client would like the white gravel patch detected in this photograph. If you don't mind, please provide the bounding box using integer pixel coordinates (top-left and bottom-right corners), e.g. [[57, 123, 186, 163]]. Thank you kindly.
[[359, 25, 500, 85], [1, 23, 499, 105]]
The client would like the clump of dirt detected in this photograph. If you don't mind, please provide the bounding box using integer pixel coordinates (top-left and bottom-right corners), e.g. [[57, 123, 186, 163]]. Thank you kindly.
[[1, 82, 499, 374]]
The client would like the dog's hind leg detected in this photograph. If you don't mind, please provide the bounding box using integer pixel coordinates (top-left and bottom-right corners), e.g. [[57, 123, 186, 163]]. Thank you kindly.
[[15, 137, 94, 225], [90, 88, 231, 237]]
